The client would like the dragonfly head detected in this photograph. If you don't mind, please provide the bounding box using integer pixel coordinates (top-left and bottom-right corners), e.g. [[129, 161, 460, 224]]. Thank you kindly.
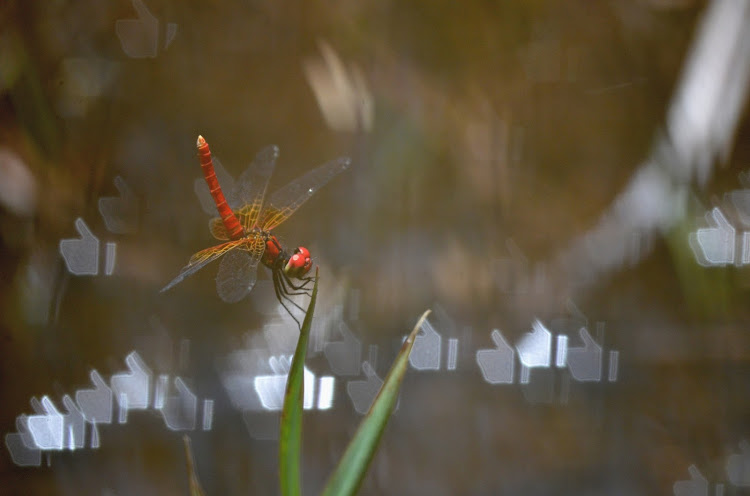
[[284, 246, 312, 278]]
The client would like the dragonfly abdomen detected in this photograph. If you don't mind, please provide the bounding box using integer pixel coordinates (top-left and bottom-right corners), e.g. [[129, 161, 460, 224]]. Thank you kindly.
[[197, 135, 245, 240]]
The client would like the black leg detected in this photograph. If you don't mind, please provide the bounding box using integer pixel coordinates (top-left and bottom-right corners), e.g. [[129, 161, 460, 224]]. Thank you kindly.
[[276, 270, 312, 298], [275, 271, 309, 313], [272, 269, 302, 328], [286, 278, 311, 291], [281, 271, 313, 296]]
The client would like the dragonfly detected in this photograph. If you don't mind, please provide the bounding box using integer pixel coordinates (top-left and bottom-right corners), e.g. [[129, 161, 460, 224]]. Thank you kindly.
[[161, 135, 350, 322]]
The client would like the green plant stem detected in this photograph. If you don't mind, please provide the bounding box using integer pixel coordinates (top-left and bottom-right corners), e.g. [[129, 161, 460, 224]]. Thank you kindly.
[[183, 435, 206, 496], [279, 267, 319, 496], [321, 309, 432, 496]]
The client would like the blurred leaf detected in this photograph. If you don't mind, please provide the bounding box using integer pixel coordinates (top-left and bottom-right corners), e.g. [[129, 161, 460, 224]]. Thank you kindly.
[[667, 208, 732, 318], [5, 31, 61, 157], [279, 267, 319, 496], [321, 309, 432, 496], [183, 435, 206, 496]]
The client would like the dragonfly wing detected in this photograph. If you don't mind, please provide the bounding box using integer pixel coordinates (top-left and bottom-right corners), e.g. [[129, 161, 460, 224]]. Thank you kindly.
[[193, 156, 240, 214], [161, 240, 244, 293], [261, 156, 351, 230], [215, 238, 264, 302], [209, 217, 230, 240], [233, 145, 279, 230]]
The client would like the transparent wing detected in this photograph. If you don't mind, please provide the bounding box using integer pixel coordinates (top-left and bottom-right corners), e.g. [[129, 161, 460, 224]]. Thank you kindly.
[[215, 237, 265, 302], [208, 218, 229, 240], [161, 240, 245, 293], [261, 156, 351, 231], [233, 145, 279, 231], [193, 156, 240, 214]]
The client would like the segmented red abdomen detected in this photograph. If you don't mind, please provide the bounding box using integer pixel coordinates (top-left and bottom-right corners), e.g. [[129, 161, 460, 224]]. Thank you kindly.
[[197, 135, 244, 240]]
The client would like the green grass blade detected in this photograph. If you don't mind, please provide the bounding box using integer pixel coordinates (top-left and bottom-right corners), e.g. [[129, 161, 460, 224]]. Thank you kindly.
[[279, 267, 319, 496], [183, 435, 206, 496], [321, 309, 432, 496]]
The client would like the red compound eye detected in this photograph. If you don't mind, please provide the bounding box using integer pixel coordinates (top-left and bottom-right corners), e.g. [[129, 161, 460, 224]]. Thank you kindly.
[[284, 246, 312, 278]]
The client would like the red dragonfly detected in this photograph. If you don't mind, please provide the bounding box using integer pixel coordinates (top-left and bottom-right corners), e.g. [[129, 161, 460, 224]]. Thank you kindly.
[[162, 135, 350, 320]]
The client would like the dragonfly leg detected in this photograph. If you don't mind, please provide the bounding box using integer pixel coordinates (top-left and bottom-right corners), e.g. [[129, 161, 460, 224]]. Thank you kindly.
[[272, 269, 305, 328], [276, 271, 310, 310], [280, 271, 313, 296], [272, 275, 302, 328]]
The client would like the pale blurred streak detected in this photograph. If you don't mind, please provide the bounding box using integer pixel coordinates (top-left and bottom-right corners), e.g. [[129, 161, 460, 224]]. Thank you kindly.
[[666, 0, 750, 185], [555, 0, 750, 289], [20, 247, 58, 326], [558, 162, 684, 282], [115, 0, 161, 59], [0, 148, 36, 217], [55, 58, 119, 117], [303, 39, 374, 133], [463, 102, 523, 211]]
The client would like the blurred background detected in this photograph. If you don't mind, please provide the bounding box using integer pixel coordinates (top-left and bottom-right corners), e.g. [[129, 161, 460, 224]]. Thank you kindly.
[[2, 0, 750, 494]]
